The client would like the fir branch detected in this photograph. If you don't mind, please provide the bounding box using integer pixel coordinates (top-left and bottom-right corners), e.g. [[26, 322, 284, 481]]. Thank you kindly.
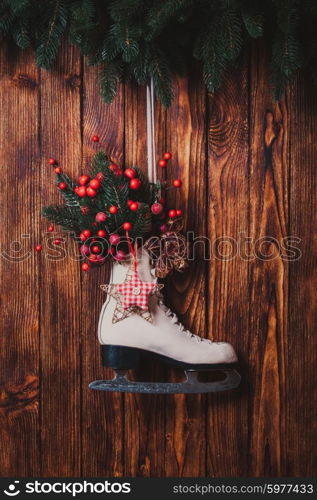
[[100, 60, 123, 103], [12, 18, 31, 49], [55, 172, 81, 211], [42, 204, 81, 232], [88, 151, 111, 181], [241, 0, 264, 39], [0, 0, 316, 103], [148, 45, 174, 107], [130, 203, 152, 240], [35, 0, 68, 69]]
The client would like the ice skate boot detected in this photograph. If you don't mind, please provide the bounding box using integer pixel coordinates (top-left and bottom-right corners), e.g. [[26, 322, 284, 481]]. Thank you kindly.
[[89, 248, 241, 394]]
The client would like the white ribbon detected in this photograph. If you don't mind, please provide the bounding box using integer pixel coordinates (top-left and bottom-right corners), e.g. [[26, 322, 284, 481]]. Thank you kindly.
[[146, 78, 156, 183]]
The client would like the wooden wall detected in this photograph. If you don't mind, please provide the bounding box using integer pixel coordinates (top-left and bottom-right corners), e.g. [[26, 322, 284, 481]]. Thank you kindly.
[[0, 41, 315, 477]]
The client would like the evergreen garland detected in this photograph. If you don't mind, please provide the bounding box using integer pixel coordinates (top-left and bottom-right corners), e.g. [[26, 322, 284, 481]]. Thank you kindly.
[[1, 0, 316, 105]]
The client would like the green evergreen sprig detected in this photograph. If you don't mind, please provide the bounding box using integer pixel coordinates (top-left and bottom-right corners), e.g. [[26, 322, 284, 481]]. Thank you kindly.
[[1, 0, 317, 105]]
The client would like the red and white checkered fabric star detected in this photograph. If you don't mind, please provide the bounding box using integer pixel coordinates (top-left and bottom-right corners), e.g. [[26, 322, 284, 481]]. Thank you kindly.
[[117, 270, 156, 311]]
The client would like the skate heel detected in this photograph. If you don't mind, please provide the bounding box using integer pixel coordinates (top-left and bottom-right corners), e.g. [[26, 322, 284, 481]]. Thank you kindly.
[[101, 345, 141, 370]]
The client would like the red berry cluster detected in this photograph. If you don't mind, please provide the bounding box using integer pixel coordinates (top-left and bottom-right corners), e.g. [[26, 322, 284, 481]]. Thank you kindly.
[[79, 228, 130, 271], [48, 158, 62, 174], [168, 209, 182, 218], [108, 163, 123, 177], [124, 168, 141, 189], [42, 145, 185, 271], [128, 199, 139, 211], [158, 152, 172, 168], [73, 175, 101, 198]]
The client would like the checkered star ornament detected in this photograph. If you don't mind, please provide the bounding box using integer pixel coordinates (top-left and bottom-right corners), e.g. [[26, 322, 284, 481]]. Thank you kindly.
[[101, 268, 163, 324]]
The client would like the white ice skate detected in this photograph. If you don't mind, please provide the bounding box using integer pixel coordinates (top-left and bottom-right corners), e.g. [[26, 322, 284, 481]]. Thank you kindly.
[[89, 248, 241, 394]]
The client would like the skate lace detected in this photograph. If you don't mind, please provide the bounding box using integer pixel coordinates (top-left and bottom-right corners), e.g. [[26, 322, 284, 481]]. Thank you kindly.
[[157, 295, 212, 344]]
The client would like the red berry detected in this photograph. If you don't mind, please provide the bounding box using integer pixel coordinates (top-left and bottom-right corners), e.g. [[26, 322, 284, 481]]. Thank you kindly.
[[164, 152, 172, 160], [151, 202, 163, 215], [80, 229, 91, 241], [109, 234, 120, 245], [130, 178, 141, 190], [80, 206, 89, 215], [54, 167, 62, 174], [80, 244, 90, 256], [129, 202, 139, 211], [114, 168, 123, 177], [168, 209, 177, 218], [82, 262, 90, 271], [109, 205, 118, 214], [79, 175, 90, 186], [49, 158, 56, 165], [86, 187, 97, 197], [176, 209, 182, 216], [173, 179, 182, 188], [54, 238, 62, 245], [58, 182, 67, 190], [96, 172, 104, 180], [92, 245, 101, 254], [88, 254, 98, 262], [35, 244, 42, 252], [123, 222, 132, 231], [115, 250, 127, 261], [160, 224, 168, 232], [48, 225, 54, 232], [76, 186, 87, 198], [159, 197, 165, 204], [95, 212, 107, 222], [124, 168, 136, 179], [92, 135, 99, 142], [109, 163, 118, 172], [89, 178, 101, 190], [97, 229, 107, 238], [159, 159, 167, 168], [127, 199, 133, 206]]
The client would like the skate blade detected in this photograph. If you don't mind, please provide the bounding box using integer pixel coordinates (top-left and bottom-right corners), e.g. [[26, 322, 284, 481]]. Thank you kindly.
[[89, 369, 241, 394]]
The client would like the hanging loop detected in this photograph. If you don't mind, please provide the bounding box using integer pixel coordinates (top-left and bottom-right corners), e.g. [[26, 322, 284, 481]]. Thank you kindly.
[[146, 78, 156, 183]]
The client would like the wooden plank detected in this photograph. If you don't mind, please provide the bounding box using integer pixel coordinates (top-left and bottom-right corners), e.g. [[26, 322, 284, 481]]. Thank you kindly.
[[164, 75, 207, 477], [0, 40, 315, 479], [206, 56, 250, 476], [0, 44, 40, 476], [248, 46, 289, 476], [39, 42, 82, 476], [287, 75, 317, 476], [0, 43, 40, 476], [81, 64, 125, 477], [123, 84, 167, 477]]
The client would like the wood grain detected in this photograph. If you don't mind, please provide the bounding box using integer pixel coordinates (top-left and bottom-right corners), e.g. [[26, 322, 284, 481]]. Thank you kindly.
[[206, 56, 250, 476], [248, 45, 289, 476], [164, 74, 207, 477], [0, 42, 315, 477], [287, 74, 317, 475], [0, 43, 40, 476], [81, 63, 125, 477], [39, 42, 82, 476]]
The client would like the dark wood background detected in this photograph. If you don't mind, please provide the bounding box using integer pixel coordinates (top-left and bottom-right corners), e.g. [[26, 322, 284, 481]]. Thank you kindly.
[[0, 41, 315, 477]]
